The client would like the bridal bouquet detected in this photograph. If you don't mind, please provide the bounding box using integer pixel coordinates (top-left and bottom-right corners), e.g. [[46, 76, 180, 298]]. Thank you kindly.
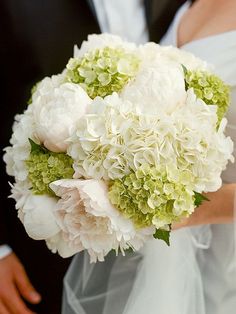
[[4, 34, 234, 262]]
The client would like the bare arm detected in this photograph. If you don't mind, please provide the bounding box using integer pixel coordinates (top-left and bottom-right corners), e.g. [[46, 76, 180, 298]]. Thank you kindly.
[[173, 183, 236, 229]]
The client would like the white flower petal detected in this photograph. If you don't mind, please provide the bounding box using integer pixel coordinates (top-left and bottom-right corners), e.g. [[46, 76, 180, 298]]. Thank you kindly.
[[49, 179, 149, 262]]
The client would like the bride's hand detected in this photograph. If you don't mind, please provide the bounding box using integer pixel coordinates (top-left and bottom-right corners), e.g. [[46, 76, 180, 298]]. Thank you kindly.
[[173, 183, 236, 230]]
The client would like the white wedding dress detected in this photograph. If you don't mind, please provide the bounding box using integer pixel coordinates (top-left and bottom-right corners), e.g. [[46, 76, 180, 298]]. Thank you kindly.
[[62, 2, 236, 313]]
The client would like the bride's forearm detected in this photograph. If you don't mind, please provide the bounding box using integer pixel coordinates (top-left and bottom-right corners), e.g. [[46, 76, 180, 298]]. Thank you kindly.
[[173, 183, 236, 229], [204, 183, 236, 224]]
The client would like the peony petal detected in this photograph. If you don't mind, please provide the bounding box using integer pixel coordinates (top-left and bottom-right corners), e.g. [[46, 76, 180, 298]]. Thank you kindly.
[[22, 195, 60, 240]]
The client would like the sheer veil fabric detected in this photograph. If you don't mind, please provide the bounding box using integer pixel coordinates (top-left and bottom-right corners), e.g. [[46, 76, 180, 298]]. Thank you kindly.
[[63, 229, 207, 314], [63, 2, 236, 313]]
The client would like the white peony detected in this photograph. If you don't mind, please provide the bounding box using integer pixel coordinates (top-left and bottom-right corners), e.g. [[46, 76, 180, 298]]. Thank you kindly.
[[137, 42, 163, 64], [73, 33, 136, 58], [137, 43, 210, 70], [49, 179, 152, 262], [32, 77, 92, 152], [46, 232, 79, 258], [159, 45, 210, 71], [10, 181, 60, 240], [121, 59, 186, 114]]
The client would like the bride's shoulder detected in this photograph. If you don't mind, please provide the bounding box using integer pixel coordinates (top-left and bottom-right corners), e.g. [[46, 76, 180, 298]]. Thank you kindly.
[[178, 0, 236, 48]]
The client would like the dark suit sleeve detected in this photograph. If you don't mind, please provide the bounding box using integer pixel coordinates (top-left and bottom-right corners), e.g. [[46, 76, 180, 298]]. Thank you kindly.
[[0, 163, 11, 245], [0, 2, 14, 245], [147, 0, 186, 42], [0, 1, 30, 244], [0, 0, 101, 246]]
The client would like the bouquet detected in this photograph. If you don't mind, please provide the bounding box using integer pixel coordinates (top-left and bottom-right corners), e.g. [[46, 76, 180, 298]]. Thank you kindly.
[[4, 34, 234, 262]]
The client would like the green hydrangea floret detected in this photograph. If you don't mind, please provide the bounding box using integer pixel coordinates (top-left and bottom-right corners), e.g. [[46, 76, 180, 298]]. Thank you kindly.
[[108, 164, 194, 229], [27, 81, 40, 105], [26, 139, 74, 195], [184, 68, 230, 125], [66, 46, 140, 99]]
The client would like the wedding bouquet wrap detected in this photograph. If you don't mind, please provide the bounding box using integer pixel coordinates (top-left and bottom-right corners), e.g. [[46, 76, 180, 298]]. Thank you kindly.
[[4, 34, 234, 262]]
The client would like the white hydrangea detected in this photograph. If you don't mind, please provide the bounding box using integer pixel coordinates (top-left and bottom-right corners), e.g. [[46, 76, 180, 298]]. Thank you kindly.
[[49, 179, 153, 262], [73, 33, 137, 58], [170, 89, 234, 191], [69, 90, 233, 193], [3, 105, 37, 181], [68, 93, 137, 179], [32, 76, 92, 152], [68, 92, 179, 180]]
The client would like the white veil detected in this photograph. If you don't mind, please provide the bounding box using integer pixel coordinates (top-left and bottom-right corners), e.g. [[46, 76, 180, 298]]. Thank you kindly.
[[62, 250, 143, 314], [62, 226, 214, 314]]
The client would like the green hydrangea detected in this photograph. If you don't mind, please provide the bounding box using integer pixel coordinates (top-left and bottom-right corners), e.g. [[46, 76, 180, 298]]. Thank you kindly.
[[184, 68, 230, 125], [26, 140, 74, 195], [27, 81, 40, 105], [66, 47, 140, 99], [108, 164, 194, 229]]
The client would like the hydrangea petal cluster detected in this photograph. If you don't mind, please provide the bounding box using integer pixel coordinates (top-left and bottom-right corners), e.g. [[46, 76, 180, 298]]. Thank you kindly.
[[109, 164, 195, 229], [66, 47, 140, 99], [172, 90, 234, 191], [26, 142, 74, 195], [73, 33, 137, 58], [48, 179, 153, 262], [184, 69, 230, 125], [69, 90, 233, 193], [3, 106, 37, 181]]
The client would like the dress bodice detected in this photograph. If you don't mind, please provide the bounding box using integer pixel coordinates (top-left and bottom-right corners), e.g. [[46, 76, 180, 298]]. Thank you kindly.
[[161, 0, 236, 184]]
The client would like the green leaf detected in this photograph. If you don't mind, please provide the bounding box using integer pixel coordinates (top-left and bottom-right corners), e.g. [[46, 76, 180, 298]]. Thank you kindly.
[[181, 64, 188, 76], [194, 191, 209, 207], [27, 82, 39, 105], [28, 138, 47, 153], [153, 229, 170, 246], [182, 64, 189, 91]]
